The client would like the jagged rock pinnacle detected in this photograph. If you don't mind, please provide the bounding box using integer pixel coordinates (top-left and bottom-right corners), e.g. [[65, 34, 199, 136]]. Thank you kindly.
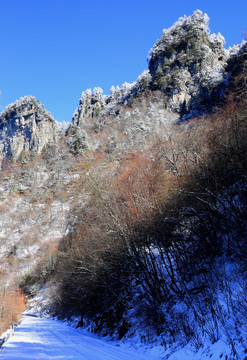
[[148, 10, 228, 115], [0, 96, 55, 162]]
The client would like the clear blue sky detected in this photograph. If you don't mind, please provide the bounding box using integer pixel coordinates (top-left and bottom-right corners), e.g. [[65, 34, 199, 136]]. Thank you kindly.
[[0, 0, 246, 122]]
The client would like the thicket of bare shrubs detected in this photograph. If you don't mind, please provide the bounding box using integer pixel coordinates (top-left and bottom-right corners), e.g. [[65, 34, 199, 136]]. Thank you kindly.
[[51, 70, 247, 349]]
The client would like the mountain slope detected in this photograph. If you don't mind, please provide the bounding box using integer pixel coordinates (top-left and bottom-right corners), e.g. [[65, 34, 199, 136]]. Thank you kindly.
[[0, 9, 246, 359]]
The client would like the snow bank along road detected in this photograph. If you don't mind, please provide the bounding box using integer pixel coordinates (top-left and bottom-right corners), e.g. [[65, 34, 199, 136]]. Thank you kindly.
[[0, 315, 162, 359]]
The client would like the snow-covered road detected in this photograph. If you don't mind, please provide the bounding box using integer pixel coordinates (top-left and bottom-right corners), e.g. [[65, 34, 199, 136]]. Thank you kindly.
[[1, 315, 242, 360], [0, 316, 162, 360]]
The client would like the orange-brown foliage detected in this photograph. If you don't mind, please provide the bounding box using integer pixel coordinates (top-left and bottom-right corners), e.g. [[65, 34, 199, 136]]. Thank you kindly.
[[0, 283, 26, 335]]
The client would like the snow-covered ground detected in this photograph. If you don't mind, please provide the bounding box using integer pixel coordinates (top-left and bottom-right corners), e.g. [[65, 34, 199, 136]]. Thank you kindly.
[[1, 314, 245, 359], [0, 316, 163, 360]]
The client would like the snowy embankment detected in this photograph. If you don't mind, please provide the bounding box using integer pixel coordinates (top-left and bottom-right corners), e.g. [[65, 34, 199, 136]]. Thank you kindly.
[[0, 316, 162, 360]]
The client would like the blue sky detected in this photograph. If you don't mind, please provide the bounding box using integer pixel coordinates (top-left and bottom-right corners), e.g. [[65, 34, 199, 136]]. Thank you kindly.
[[0, 0, 246, 122]]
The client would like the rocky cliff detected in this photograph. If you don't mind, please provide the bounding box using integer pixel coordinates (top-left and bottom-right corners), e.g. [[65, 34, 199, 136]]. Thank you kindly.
[[0, 96, 55, 163], [148, 10, 228, 115]]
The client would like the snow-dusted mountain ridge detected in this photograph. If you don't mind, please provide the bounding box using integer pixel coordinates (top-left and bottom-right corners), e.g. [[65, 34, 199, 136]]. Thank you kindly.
[[1, 10, 246, 160], [66, 10, 245, 154]]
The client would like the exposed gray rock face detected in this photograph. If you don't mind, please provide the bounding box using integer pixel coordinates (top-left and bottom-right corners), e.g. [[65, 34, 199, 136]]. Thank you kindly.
[[66, 88, 104, 153], [148, 10, 228, 116], [71, 88, 104, 128], [0, 96, 55, 162]]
